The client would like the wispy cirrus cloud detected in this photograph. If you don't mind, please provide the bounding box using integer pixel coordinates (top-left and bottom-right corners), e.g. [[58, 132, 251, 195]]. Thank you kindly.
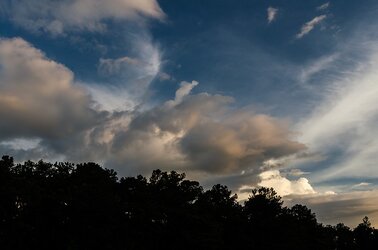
[[296, 15, 327, 39], [297, 54, 378, 182], [89, 33, 161, 111], [287, 21, 378, 193], [298, 53, 339, 86]]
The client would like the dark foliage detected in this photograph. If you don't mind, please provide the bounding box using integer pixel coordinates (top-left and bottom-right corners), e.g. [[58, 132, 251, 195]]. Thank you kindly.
[[1, 156, 378, 249]]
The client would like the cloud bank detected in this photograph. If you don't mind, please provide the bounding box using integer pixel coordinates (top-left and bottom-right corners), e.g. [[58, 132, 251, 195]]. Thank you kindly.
[[109, 81, 305, 175], [0, 37, 305, 181], [287, 190, 378, 227]]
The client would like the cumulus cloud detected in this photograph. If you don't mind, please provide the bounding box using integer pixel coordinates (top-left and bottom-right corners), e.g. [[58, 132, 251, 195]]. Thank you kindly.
[[296, 15, 327, 39], [235, 169, 315, 201], [107, 82, 305, 175], [267, 7, 278, 24], [4, 0, 165, 34], [0, 37, 305, 183], [317, 2, 330, 11], [258, 170, 315, 196], [0, 37, 105, 141]]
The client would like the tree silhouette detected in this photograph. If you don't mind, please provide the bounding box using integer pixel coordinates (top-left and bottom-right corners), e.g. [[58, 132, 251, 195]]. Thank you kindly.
[[354, 216, 378, 250], [1, 155, 378, 249]]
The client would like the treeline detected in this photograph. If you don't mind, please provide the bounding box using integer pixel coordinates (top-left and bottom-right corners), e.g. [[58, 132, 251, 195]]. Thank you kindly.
[[0, 156, 377, 249]]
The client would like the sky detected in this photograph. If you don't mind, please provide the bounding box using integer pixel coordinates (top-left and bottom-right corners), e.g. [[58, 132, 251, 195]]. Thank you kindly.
[[1, 0, 378, 227]]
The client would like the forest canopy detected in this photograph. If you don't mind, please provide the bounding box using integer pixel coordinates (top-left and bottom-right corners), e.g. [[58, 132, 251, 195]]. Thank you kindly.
[[0, 155, 377, 250]]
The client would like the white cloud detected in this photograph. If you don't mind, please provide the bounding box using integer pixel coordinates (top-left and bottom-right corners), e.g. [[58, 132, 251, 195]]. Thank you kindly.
[[85, 84, 136, 112], [287, 168, 310, 176], [5, 0, 165, 34], [258, 170, 315, 197], [353, 182, 371, 188], [166, 81, 199, 106], [317, 2, 330, 11], [267, 7, 278, 24], [296, 15, 327, 39]]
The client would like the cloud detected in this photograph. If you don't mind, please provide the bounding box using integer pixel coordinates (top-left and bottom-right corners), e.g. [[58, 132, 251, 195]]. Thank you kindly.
[[105, 81, 305, 175], [296, 15, 327, 39], [157, 72, 173, 81], [267, 7, 278, 24], [235, 169, 315, 201], [317, 2, 330, 11], [353, 182, 371, 188], [0, 37, 305, 184], [92, 35, 161, 111], [4, 0, 165, 35], [0, 138, 41, 152], [0, 37, 105, 140], [99, 57, 141, 75], [286, 190, 378, 227], [296, 44, 378, 182], [258, 170, 315, 196], [166, 80, 199, 106], [298, 53, 339, 86], [179, 112, 305, 174], [287, 168, 310, 177]]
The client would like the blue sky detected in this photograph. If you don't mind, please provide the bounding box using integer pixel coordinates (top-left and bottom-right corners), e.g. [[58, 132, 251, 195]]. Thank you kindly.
[[1, 0, 378, 226]]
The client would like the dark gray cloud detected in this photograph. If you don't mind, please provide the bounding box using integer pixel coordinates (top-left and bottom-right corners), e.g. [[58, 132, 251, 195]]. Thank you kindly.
[[286, 190, 378, 227], [108, 81, 305, 176], [180, 114, 305, 173]]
